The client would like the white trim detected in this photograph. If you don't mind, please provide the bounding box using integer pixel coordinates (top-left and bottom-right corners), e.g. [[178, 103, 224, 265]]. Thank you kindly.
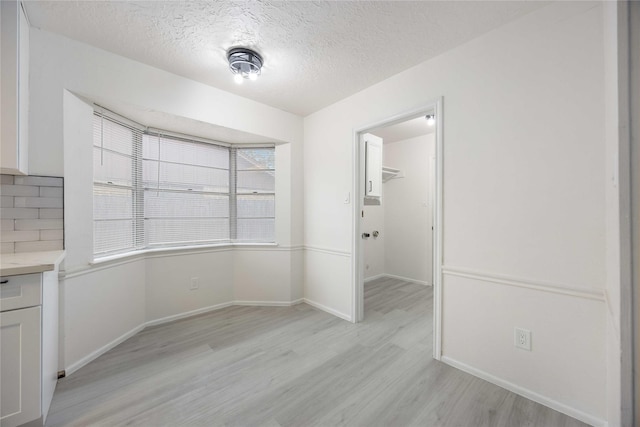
[[442, 266, 605, 301], [432, 98, 444, 360], [352, 98, 444, 361], [234, 245, 303, 253], [364, 273, 431, 286], [145, 302, 234, 327], [61, 244, 302, 280], [364, 273, 386, 283], [62, 256, 146, 279], [352, 125, 362, 324], [234, 299, 303, 307], [65, 323, 146, 376], [303, 298, 352, 322], [440, 356, 607, 427], [384, 274, 431, 287], [304, 245, 351, 257], [93, 242, 279, 264]]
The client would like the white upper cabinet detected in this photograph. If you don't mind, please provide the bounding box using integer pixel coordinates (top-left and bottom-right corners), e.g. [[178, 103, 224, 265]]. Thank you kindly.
[[363, 133, 383, 200], [1, 0, 29, 175]]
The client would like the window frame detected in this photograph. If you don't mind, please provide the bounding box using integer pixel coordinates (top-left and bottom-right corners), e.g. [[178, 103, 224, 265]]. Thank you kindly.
[[92, 109, 276, 260]]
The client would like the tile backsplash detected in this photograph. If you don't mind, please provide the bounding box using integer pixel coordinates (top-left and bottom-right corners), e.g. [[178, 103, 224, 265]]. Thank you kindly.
[[0, 174, 64, 253]]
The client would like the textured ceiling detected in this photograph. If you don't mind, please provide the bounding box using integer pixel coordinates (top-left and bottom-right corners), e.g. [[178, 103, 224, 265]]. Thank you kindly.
[[24, 1, 549, 116]]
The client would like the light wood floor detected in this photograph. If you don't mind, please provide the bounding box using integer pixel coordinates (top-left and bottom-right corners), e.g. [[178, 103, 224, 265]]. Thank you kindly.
[[47, 277, 588, 426]]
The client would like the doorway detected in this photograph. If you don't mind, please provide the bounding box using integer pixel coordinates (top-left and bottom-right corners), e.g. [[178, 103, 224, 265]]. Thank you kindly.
[[352, 98, 443, 359]]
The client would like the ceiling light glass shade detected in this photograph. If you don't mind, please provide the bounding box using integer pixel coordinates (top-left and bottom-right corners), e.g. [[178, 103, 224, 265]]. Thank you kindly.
[[227, 47, 263, 82], [426, 115, 435, 126]]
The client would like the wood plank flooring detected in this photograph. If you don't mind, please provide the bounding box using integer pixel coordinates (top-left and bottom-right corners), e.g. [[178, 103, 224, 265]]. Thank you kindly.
[[47, 277, 588, 426]]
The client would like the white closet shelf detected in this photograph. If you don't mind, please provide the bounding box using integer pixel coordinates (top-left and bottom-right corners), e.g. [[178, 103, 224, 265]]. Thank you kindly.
[[382, 166, 403, 182]]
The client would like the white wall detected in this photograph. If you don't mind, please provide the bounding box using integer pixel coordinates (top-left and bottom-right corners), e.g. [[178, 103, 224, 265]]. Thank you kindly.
[[304, 2, 607, 424], [34, 30, 305, 371], [362, 204, 384, 280], [146, 250, 235, 322], [61, 260, 146, 373], [303, 247, 351, 320], [384, 134, 434, 284], [233, 248, 300, 304]]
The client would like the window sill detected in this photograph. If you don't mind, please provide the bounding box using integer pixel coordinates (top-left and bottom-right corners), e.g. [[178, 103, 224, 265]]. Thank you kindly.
[[91, 242, 279, 266]]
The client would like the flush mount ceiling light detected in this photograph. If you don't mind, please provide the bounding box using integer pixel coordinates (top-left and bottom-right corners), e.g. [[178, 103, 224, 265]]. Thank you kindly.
[[425, 115, 435, 126], [227, 47, 263, 84]]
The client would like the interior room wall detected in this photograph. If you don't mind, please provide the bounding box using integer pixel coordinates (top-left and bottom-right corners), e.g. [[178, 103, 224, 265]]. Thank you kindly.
[[145, 249, 235, 322], [61, 260, 146, 375], [383, 134, 434, 285], [303, 2, 608, 424], [233, 248, 301, 304], [35, 30, 304, 372], [362, 204, 385, 280]]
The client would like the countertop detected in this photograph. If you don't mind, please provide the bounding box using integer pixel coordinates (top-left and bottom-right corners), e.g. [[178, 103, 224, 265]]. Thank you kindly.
[[0, 250, 66, 276]]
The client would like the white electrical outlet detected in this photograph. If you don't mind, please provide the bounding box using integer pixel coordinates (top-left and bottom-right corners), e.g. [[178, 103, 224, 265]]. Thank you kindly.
[[514, 328, 531, 351], [190, 277, 199, 290]]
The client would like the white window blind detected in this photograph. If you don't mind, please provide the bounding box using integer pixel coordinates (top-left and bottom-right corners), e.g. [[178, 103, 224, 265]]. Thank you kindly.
[[92, 110, 275, 257], [234, 148, 275, 242], [143, 133, 230, 246], [92, 112, 143, 255]]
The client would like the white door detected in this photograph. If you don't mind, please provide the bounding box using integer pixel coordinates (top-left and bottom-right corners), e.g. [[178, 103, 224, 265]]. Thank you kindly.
[[1, 306, 41, 427], [363, 133, 383, 199]]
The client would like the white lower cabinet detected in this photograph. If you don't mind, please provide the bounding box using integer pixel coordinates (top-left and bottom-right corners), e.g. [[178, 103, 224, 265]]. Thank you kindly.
[[1, 306, 42, 427], [0, 270, 58, 427]]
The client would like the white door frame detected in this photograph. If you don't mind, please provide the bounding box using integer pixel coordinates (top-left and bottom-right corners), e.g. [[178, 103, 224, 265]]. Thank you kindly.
[[351, 97, 444, 360]]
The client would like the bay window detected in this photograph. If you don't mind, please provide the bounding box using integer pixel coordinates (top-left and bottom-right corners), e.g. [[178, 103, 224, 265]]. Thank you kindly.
[[92, 110, 275, 257]]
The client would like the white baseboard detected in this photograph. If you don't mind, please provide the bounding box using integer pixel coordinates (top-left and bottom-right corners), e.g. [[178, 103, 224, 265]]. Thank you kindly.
[[303, 298, 352, 322], [65, 323, 145, 376], [364, 273, 386, 283], [440, 356, 607, 427], [234, 299, 303, 307], [384, 273, 431, 286], [365, 273, 431, 286], [145, 302, 234, 327]]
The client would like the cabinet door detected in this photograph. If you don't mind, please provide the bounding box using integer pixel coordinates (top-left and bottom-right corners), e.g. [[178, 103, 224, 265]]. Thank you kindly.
[[0, 0, 29, 175], [363, 133, 383, 199], [1, 306, 42, 427]]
